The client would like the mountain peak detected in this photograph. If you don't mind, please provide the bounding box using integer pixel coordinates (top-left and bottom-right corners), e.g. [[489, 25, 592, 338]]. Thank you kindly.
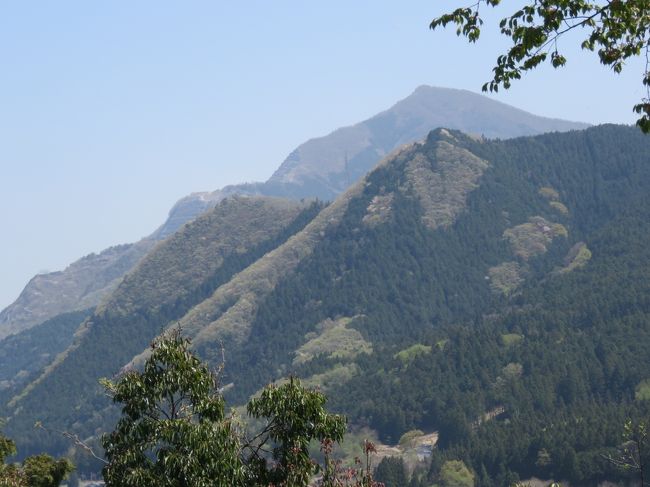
[[265, 86, 589, 201], [0, 86, 591, 339]]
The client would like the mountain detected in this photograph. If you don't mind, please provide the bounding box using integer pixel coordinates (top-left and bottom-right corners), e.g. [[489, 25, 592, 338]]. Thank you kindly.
[[5, 124, 650, 486], [164, 85, 590, 219], [0, 240, 155, 340], [262, 85, 589, 200], [0, 86, 587, 341], [4, 195, 322, 458]]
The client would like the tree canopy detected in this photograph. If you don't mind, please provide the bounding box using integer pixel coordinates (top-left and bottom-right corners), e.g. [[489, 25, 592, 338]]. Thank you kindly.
[[430, 0, 650, 131], [100, 329, 348, 487], [0, 432, 73, 487], [101, 330, 245, 486]]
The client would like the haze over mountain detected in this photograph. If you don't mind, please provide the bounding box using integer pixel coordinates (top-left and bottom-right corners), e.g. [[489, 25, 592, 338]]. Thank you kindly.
[[4, 124, 650, 486], [262, 85, 589, 199], [0, 86, 588, 340], [160, 85, 589, 227]]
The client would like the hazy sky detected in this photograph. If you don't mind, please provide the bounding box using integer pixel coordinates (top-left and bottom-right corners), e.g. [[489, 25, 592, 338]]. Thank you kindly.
[[0, 1, 645, 310]]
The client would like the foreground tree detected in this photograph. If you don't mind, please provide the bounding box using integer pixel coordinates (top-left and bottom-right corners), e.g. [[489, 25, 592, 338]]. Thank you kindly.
[[101, 331, 246, 486], [430, 0, 650, 131], [101, 329, 347, 486], [606, 418, 650, 486], [0, 434, 23, 487], [246, 377, 346, 486], [21, 455, 74, 487], [0, 432, 73, 487]]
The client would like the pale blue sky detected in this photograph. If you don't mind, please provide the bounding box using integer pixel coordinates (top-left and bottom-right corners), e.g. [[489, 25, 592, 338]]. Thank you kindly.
[[0, 1, 645, 309]]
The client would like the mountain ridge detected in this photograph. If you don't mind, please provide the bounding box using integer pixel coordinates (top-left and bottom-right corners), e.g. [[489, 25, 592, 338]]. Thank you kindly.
[[0, 86, 588, 340]]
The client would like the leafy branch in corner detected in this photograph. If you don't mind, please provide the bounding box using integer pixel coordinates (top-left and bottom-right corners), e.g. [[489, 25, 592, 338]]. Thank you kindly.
[[430, 0, 650, 131]]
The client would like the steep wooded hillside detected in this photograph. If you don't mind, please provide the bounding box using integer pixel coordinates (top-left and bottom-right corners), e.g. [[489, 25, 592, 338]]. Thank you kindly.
[[6, 125, 649, 486], [4, 196, 322, 457], [0, 309, 92, 405]]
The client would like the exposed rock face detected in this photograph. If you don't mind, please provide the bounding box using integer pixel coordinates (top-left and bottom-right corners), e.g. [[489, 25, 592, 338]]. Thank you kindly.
[[0, 241, 154, 339]]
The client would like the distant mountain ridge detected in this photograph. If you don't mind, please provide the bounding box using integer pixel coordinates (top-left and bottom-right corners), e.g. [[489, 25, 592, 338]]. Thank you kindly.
[[0, 86, 588, 339], [0, 240, 154, 340], [153, 86, 589, 234], [263, 85, 588, 199]]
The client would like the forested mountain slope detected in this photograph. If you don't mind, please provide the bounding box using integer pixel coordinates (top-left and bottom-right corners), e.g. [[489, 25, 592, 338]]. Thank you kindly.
[[0, 86, 587, 342], [0, 240, 154, 339], [5, 125, 649, 486], [0, 309, 92, 405], [3, 196, 321, 457]]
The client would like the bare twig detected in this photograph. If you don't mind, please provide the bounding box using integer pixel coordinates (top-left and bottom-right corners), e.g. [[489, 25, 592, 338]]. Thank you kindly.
[[34, 422, 108, 465]]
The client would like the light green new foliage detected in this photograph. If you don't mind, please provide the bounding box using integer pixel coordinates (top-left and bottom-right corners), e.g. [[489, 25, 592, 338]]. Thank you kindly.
[[293, 317, 372, 366], [439, 460, 474, 487], [560, 242, 592, 273], [436, 339, 449, 351], [399, 429, 425, 447], [538, 187, 560, 201], [504, 217, 567, 260], [488, 262, 523, 295], [501, 333, 523, 347], [302, 363, 360, 391], [101, 330, 246, 487], [0, 433, 21, 486], [22, 455, 74, 487], [635, 380, 650, 402], [404, 142, 489, 230], [550, 201, 569, 215], [394, 344, 432, 365]]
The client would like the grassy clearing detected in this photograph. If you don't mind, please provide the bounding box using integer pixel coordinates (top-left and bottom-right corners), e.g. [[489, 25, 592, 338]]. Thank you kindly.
[[488, 261, 523, 295], [293, 316, 372, 365], [501, 333, 523, 347], [503, 216, 567, 260], [394, 344, 432, 365], [559, 242, 592, 273]]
